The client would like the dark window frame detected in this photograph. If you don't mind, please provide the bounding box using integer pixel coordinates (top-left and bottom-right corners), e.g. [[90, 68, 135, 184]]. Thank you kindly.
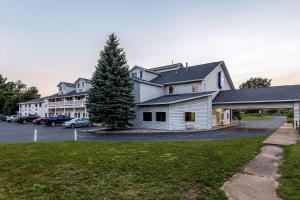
[[185, 112, 196, 122], [143, 112, 152, 121], [156, 112, 166, 122], [169, 85, 174, 94]]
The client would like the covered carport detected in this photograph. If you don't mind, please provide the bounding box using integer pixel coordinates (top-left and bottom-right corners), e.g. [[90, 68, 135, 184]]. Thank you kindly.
[[213, 85, 300, 129]]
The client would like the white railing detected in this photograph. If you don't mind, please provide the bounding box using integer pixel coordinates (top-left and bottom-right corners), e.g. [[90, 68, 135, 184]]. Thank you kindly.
[[48, 100, 86, 108]]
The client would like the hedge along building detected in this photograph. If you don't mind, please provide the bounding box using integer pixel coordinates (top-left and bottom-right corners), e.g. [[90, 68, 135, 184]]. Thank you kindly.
[[130, 61, 300, 130]]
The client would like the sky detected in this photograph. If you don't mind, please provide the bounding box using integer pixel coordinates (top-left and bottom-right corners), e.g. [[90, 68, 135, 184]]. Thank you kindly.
[[0, 0, 300, 96]]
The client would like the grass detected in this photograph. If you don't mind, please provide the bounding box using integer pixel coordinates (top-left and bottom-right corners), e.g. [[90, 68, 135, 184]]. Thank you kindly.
[[0, 138, 265, 200], [241, 114, 274, 121], [278, 143, 300, 200]]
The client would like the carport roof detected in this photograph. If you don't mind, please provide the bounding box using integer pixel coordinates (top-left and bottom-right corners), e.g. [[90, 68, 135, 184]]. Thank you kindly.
[[213, 85, 300, 104], [137, 91, 216, 106]]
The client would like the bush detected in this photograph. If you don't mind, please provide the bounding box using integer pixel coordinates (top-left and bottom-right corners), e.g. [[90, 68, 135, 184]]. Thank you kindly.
[[287, 110, 294, 119]]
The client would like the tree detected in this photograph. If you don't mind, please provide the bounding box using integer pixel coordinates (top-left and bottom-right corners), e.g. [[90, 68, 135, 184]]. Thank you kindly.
[[87, 33, 135, 129], [239, 77, 272, 89], [0, 74, 41, 115]]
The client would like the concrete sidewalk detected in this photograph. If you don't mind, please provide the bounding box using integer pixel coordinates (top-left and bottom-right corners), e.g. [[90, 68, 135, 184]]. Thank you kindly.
[[222, 123, 299, 200]]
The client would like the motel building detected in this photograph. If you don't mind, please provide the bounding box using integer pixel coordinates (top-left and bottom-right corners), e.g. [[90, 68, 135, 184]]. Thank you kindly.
[[18, 78, 91, 118], [19, 61, 300, 130]]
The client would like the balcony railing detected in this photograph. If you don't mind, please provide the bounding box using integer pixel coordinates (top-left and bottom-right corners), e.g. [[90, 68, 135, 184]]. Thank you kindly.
[[48, 100, 86, 108]]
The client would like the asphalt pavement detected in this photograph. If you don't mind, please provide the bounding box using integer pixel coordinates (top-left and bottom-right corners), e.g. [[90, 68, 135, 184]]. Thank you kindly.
[[0, 118, 286, 144]]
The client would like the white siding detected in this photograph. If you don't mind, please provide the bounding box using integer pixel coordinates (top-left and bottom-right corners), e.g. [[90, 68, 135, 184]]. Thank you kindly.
[[133, 82, 140, 103], [139, 83, 164, 102], [294, 102, 300, 128], [18, 101, 48, 117], [130, 68, 158, 81], [133, 106, 169, 130], [75, 79, 92, 93], [164, 82, 203, 95], [168, 96, 212, 130], [204, 64, 232, 91], [58, 83, 75, 95]]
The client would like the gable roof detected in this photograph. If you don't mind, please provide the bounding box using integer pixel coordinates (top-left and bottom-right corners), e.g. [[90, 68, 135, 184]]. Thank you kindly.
[[137, 91, 215, 106], [57, 82, 75, 87], [74, 78, 91, 83], [213, 85, 300, 104], [129, 65, 160, 75], [149, 63, 184, 72], [150, 61, 223, 85]]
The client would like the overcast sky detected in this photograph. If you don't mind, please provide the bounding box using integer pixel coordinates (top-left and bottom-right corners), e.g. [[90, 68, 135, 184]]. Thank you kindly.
[[0, 0, 299, 96]]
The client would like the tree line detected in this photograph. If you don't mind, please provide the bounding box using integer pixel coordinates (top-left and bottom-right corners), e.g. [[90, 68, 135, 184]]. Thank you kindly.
[[0, 74, 40, 115]]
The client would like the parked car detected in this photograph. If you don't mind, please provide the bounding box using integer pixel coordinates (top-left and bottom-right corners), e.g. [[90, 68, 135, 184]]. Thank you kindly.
[[0, 114, 7, 122], [16, 114, 40, 124], [63, 118, 93, 128], [6, 115, 18, 123], [45, 115, 73, 126], [32, 117, 47, 125]]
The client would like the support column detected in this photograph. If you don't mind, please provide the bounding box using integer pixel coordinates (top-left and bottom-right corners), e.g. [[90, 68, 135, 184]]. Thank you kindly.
[[294, 102, 300, 129]]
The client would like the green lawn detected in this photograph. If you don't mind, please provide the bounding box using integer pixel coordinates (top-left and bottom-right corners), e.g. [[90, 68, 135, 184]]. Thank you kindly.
[[241, 114, 273, 121], [278, 143, 300, 200], [0, 138, 264, 200]]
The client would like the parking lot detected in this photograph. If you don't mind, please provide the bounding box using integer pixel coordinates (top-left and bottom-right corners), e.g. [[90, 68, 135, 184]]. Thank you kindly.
[[0, 118, 286, 144]]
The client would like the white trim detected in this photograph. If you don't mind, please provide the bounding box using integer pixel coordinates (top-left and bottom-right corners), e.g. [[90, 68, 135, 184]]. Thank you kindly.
[[137, 93, 213, 106], [213, 99, 300, 105]]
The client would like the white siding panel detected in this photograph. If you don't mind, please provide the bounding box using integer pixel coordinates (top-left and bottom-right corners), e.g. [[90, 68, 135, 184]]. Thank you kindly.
[[204, 64, 232, 91], [140, 83, 164, 102], [169, 96, 212, 130], [164, 82, 203, 95], [133, 106, 169, 130], [294, 102, 300, 128]]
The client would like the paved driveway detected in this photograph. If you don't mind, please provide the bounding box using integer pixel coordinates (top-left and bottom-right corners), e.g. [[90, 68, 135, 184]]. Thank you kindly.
[[0, 118, 285, 144]]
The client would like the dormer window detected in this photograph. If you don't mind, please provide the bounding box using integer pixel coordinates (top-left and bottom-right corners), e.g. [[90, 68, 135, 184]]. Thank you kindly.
[[59, 86, 63, 91], [82, 82, 84, 88], [169, 85, 174, 94], [139, 71, 143, 79]]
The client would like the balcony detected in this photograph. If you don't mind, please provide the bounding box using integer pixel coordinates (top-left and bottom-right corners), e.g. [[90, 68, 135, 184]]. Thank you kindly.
[[48, 100, 86, 108]]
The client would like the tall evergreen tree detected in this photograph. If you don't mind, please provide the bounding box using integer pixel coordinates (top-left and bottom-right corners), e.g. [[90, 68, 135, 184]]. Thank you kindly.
[[87, 33, 135, 129]]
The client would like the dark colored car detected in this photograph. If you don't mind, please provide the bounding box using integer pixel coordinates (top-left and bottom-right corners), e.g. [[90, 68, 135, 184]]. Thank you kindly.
[[16, 114, 40, 124], [33, 117, 47, 125], [45, 115, 73, 126], [0, 114, 7, 122]]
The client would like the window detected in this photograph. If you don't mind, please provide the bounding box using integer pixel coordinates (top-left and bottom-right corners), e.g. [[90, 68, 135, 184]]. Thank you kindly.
[[39, 103, 42, 107], [143, 112, 152, 121], [35, 103, 37, 107], [192, 83, 198, 92], [139, 71, 143, 79], [156, 112, 166, 121], [169, 85, 174, 94], [59, 86, 63, 91], [218, 71, 224, 89], [132, 72, 137, 78], [82, 82, 85, 88], [185, 112, 195, 122]]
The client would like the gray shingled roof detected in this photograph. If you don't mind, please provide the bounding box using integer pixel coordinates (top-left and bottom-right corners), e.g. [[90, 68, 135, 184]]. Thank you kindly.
[[213, 85, 300, 104], [150, 61, 223, 85], [18, 97, 47, 104], [137, 91, 216, 106], [47, 90, 89, 99]]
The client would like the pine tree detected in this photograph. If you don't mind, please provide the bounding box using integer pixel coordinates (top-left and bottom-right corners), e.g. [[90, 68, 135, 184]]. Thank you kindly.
[[87, 33, 135, 129]]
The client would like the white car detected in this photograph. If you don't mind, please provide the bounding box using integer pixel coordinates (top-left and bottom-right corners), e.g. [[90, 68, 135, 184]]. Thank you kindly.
[[7, 115, 18, 123], [62, 118, 92, 128]]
